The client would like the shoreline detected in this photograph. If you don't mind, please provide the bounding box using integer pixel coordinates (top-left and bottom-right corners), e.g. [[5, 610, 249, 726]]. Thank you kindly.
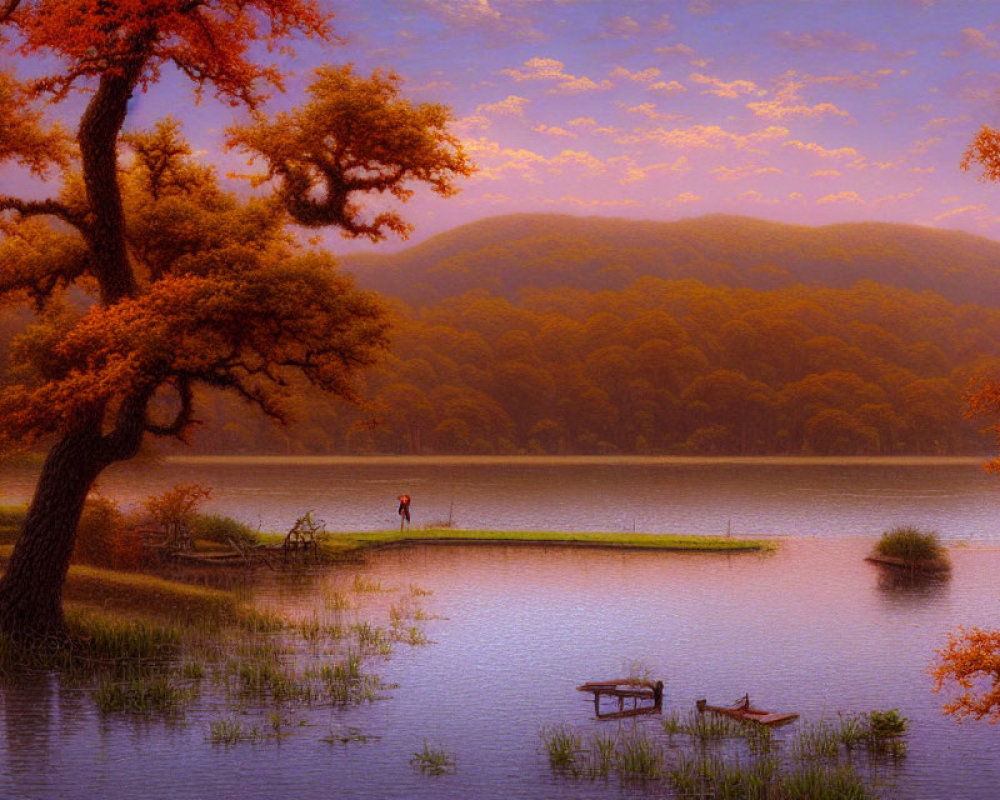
[[155, 454, 991, 467], [316, 529, 773, 555]]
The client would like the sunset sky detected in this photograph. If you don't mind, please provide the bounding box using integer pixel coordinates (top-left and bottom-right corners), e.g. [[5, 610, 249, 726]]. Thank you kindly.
[[311, 0, 1000, 252], [18, 0, 1000, 253]]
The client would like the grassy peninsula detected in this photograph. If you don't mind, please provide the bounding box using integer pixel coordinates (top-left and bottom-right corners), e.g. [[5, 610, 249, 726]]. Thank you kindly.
[[310, 528, 772, 555]]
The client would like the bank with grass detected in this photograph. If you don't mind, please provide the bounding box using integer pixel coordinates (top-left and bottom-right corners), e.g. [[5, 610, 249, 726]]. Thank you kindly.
[[310, 528, 774, 557]]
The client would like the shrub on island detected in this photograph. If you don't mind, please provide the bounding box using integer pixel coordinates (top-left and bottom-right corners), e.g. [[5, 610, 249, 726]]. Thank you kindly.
[[870, 526, 950, 573]]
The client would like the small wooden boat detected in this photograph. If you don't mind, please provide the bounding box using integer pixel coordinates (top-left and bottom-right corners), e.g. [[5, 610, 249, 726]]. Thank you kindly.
[[696, 694, 798, 727], [577, 678, 663, 719]]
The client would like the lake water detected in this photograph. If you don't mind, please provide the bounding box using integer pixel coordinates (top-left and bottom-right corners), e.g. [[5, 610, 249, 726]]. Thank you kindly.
[[2, 456, 997, 541], [2, 458, 1000, 799]]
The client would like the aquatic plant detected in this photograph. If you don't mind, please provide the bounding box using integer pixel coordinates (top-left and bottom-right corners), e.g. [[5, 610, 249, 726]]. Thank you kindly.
[[614, 726, 663, 779], [587, 730, 617, 777], [354, 621, 393, 655], [545, 701, 907, 798], [682, 709, 746, 741], [541, 724, 582, 771], [410, 740, 456, 775], [873, 526, 949, 569], [661, 711, 683, 735], [352, 574, 385, 593], [209, 717, 262, 744], [779, 764, 875, 800], [793, 719, 840, 761], [322, 587, 352, 611], [93, 675, 194, 715]]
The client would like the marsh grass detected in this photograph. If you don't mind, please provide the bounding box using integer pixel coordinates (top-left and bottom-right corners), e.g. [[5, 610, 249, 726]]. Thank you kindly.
[[614, 726, 663, 780], [681, 709, 745, 741], [545, 707, 907, 798], [354, 621, 393, 655], [780, 764, 874, 799], [541, 723, 582, 771], [322, 587, 352, 611], [0, 537, 428, 754], [94, 674, 195, 715], [209, 717, 262, 744], [410, 740, 456, 775], [351, 575, 386, 593]]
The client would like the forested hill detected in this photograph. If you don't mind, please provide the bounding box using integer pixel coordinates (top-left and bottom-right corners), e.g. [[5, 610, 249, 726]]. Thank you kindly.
[[339, 214, 1000, 307]]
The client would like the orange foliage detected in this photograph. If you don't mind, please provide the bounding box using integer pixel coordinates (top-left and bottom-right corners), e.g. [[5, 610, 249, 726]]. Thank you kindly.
[[961, 126, 1000, 184], [143, 483, 211, 530], [9, 0, 330, 104], [227, 65, 474, 240], [931, 627, 1000, 723]]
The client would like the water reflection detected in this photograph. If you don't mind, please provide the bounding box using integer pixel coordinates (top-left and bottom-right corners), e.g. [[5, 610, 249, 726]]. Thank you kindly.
[[3, 457, 998, 541], [1, 539, 1000, 798], [873, 563, 952, 602]]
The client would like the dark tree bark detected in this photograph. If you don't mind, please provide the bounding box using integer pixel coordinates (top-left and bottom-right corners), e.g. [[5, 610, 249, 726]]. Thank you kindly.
[[0, 419, 106, 637], [0, 49, 150, 639], [0, 390, 149, 637]]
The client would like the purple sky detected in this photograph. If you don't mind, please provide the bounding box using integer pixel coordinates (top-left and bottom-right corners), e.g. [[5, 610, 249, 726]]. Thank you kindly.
[[13, 1, 1000, 254]]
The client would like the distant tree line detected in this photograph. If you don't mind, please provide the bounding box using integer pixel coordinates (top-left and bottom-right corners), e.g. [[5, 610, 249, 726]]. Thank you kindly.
[[114, 276, 1000, 457]]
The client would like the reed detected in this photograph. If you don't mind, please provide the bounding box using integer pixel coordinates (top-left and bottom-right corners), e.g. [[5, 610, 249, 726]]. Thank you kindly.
[[545, 704, 906, 797], [779, 764, 875, 799], [351, 575, 385, 593], [93, 674, 194, 715], [682, 709, 745, 741], [541, 724, 581, 771], [614, 726, 663, 780], [587, 730, 617, 777], [397, 626, 429, 646], [410, 740, 456, 775], [322, 587, 352, 611], [793, 719, 840, 761], [209, 717, 262, 744], [354, 622, 393, 655]]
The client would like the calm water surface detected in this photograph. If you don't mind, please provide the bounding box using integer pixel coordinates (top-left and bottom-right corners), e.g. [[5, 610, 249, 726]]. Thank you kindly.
[[2, 459, 1000, 799], [0, 540, 998, 798], [1, 456, 997, 540]]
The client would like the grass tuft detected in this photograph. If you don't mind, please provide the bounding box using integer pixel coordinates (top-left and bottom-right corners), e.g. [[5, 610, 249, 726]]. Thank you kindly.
[[873, 525, 949, 569], [410, 740, 456, 775]]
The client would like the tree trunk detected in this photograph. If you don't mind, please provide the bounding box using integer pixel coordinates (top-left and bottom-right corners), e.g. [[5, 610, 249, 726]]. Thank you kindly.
[[0, 419, 108, 638]]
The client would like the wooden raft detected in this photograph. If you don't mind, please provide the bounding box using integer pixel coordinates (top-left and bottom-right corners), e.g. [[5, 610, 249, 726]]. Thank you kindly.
[[577, 678, 664, 719], [696, 694, 799, 727]]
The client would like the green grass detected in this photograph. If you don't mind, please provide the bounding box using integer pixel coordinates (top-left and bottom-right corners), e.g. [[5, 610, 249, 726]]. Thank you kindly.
[[410, 740, 456, 775], [93, 674, 195, 715], [209, 717, 263, 744], [316, 528, 773, 555], [545, 707, 908, 797], [541, 724, 581, 772]]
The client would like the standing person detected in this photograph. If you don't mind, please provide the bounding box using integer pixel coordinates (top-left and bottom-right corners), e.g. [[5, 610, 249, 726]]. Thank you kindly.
[[397, 494, 411, 531]]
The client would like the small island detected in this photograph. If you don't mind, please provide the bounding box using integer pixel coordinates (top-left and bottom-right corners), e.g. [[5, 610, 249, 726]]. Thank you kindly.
[[866, 525, 951, 574]]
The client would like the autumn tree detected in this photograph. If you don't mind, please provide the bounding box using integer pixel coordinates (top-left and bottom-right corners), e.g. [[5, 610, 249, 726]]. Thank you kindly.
[[932, 627, 1000, 723], [0, 0, 471, 638]]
